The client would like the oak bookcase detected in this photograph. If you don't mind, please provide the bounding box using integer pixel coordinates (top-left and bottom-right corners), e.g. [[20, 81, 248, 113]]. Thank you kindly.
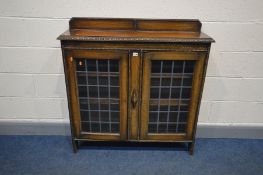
[[58, 17, 214, 155]]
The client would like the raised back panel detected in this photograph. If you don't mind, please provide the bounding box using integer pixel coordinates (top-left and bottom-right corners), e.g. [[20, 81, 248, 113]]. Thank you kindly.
[[137, 20, 201, 32], [70, 18, 134, 30], [69, 17, 201, 32]]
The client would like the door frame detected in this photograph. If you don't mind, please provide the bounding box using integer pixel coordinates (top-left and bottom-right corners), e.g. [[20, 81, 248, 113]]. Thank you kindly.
[[65, 49, 129, 141], [140, 51, 206, 141]]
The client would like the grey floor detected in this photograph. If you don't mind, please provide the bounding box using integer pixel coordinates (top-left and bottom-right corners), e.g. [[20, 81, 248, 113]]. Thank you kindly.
[[0, 136, 263, 175]]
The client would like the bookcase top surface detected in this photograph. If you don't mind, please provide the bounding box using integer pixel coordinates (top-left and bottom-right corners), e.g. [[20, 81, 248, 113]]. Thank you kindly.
[[58, 17, 215, 43]]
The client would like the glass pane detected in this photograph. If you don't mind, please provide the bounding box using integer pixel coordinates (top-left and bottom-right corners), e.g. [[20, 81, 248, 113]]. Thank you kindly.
[[150, 88, 159, 98], [111, 124, 119, 133], [100, 104, 108, 110], [98, 60, 108, 72], [99, 87, 108, 97], [89, 103, 98, 110], [90, 111, 99, 122], [91, 122, 100, 132], [80, 111, 89, 121], [180, 100, 190, 111], [161, 88, 170, 98], [78, 86, 87, 97], [151, 77, 160, 86], [159, 112, 168, 122], [77, 73, 87, 85], [101, 123, 110, 133], [162, 61, 173, 73], [172, 78, 181, 86], [167, 124, 177, 133], [99, 76, 108, 85], [148, 60, 195, 134], [75, 58, 120, 133], [173, 61, 183, 73], [182, 88, 191, 99], [110, 87, 119, 98], [110, 76, 119, 86], [160, 105, 168, 111], [88, 76, 97, 85], [149, 103, 158, 111], [151, 61, 161, 73], [170, 105, 179, 111], [148, 124, 157, 133], [110, 60, 119, 72], [171, 88, 180, 98], [86, 60, 96, 72], [101, 112, 109, 122], [149, 112, 158, 122], [111, 112, 120, 122], [169, 112, 178, 122], [81, 122, 90, 132], [89, 86, 98, 97], [184, 61, 195, 73], [161, 77, 171, 86], [158, 124, 167, 133], [179, 112, 188, 123], [177, 124, 187, 133], [183, 77, 193, 86], [111, 103, 119, 111]]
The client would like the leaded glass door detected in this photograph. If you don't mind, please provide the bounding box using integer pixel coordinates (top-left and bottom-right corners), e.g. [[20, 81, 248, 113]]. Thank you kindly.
[[66, 50, 128, 140], [140, 52, 205, 140]]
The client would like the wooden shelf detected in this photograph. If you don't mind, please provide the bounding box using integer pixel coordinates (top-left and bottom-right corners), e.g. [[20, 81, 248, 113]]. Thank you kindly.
[[76, 71, 119, 77], [149, 99, 190, 106]]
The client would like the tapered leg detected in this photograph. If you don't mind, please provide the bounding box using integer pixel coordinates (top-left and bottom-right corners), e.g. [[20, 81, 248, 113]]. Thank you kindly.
[[188, 142, 195, 155], [72, 139, 78, 153]]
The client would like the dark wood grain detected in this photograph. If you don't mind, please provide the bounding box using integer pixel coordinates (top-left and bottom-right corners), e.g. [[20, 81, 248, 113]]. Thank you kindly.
[[69, 17, 201, 31], [137, 20, 201, 32], [58, 17, 214, 154], [58, 17, 214, 43], [129, 51, 141, 140], [70, 18, 134, 30]]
